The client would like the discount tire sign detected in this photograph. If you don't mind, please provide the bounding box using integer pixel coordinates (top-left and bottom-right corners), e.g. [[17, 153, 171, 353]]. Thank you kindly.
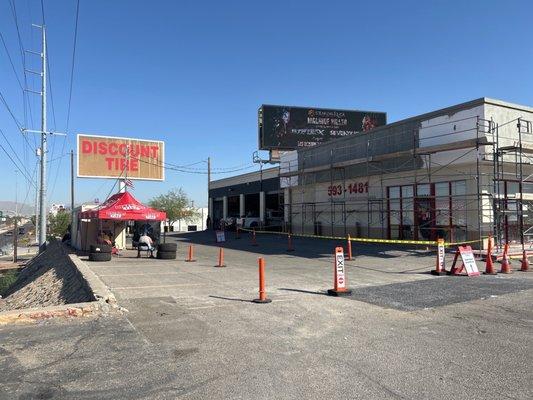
[[77, 134, 165, 181]]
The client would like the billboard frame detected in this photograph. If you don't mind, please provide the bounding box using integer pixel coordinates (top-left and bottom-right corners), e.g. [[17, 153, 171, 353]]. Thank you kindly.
[[76, 133, 165, 181], [258, 104, 387, 151]]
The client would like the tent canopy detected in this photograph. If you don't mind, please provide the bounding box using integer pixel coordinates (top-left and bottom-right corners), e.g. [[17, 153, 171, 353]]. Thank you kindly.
[[79, 191, 166, 221]]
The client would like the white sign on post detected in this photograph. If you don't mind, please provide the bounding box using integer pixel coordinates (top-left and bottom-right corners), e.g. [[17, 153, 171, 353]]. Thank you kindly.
[[437, 239, 445, 271], [215, 230, 226, 243], [335, 247, 346, 289]]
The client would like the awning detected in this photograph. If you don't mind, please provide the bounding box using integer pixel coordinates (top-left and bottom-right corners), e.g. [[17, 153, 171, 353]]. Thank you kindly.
[[79, 191, 166, 221]]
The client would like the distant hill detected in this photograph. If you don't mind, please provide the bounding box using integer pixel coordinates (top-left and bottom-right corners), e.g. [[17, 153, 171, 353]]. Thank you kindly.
[[0, 201, 34, 216]]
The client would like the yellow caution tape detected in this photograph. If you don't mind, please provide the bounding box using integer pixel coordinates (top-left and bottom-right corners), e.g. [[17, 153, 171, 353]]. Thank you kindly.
[[238, 227, 485, 248]]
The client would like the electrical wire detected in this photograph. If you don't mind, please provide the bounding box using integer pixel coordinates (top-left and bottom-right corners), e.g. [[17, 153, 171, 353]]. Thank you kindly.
[[49, 0, 80, 202]]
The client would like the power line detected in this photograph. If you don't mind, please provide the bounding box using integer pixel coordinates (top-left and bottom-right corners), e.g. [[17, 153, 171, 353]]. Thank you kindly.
[[0, 30, 23, 90], [49, 0, 80, 202], [0, 134, 36, 189]]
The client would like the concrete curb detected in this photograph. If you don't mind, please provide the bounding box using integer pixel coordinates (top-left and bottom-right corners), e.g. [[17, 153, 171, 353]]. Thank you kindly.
[[67, 252, 117, 305], [0, 244, 119, 325]]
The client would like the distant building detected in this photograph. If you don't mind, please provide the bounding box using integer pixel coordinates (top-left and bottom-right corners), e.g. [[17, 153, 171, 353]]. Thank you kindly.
[[50, 203, 67, 216], [161, 207, 208, 232]]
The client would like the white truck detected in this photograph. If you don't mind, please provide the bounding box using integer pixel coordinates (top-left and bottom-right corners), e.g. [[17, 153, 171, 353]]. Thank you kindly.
[[237, 210, 283, 230]]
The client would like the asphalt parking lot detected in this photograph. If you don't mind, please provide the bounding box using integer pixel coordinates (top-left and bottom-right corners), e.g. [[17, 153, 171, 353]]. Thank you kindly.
[[1, 230, 532, 399]]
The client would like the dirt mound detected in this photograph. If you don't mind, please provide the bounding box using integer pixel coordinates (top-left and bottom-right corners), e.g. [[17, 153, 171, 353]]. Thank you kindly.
[[0, 240, 94, 312]]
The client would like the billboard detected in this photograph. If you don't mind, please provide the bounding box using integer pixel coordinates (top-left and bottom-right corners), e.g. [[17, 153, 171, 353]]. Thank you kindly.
[[258, 105, 386, 150], [77, 134, 165, 180]]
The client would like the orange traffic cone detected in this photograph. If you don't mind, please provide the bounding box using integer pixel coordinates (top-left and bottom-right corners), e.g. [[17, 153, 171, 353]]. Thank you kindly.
[[185, 244, 196, 262], [520, 250, 529, 272], [215, 247, 226, 268], [484, 236, 497, 275], [500, 243, 512, 274]]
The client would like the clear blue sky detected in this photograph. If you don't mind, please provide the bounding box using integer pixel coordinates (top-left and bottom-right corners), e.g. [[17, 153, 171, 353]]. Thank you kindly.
[[1, 0, 532, 210]]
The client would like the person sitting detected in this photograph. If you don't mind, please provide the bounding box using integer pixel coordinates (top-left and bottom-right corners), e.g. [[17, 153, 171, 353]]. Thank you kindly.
[[137, 233, 155, 258]]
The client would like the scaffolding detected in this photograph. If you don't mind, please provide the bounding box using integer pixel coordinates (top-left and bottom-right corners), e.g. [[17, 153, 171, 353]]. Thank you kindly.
[[280, 110, 533, 249]]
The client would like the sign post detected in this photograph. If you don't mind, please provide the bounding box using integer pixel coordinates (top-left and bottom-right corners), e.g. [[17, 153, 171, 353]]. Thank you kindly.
[[449, 245, 480, 277], [327, 247, 352, 296], [431, 238, 447, 275]]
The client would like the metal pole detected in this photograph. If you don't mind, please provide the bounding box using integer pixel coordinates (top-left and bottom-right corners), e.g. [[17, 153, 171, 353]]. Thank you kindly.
[[13, 170, 18, 262], [207, 157, 211, 229], [38, 26, 47, 252], [70, 150, 75, 227]]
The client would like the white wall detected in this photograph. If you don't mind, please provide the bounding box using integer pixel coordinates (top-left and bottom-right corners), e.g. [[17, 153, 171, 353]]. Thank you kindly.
[[161, 207, 208, 232]]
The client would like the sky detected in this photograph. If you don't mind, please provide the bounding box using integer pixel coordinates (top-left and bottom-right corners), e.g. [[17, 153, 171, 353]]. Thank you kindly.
[[1, 0, 533, 210]]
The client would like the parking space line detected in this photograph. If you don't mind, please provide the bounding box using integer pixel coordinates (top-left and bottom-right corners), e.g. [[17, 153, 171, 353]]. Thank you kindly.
[[111, 283, 203, 290]]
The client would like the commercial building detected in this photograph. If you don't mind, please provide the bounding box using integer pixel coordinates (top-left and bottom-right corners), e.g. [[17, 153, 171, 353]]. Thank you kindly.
[[211, 98, 533, 250], [280, 98, 533, 248], [208, 167, 282, 228]]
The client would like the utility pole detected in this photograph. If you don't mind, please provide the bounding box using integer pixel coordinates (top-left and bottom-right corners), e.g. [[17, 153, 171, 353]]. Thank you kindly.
[[38, 25, 47, 252], [70, 149, 75, 228], [207, 157, 211, 229], [13, 171, 18, 263]]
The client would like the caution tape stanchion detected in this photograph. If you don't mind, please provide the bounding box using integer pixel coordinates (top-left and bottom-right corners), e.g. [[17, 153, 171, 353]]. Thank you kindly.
[[327, 247, 352, 297], [287, 234, 294, 252], [215, 247, 226, 268], [346, 234, 352, 261], [253, 257, 272, 304], [185, 244, 196, 262], [484, 235, 497, 275], [431, 238, 447, 275], [251, 229, 258, 246]]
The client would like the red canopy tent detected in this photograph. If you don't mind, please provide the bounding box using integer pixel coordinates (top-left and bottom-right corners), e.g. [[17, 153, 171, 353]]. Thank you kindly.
[[79, 191, 166, 221]]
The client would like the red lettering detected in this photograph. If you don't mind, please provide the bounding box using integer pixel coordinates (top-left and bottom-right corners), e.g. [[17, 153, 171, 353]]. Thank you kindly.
[[118, 144, 127, 156], [119, 158, 126, 170], [105, 157, 114, 170], [130, 159, 139, 171], [98, 142, 107, 155], [109, 143, 118, 155], [150, 145, 159, 158], [81, 140, 92, 153], [140, 145, 150, 158], [93, 141, 98, 154]]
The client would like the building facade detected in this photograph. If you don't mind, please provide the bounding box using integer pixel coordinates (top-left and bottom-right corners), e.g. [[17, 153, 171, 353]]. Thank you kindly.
[[280, 98, 533, 248]]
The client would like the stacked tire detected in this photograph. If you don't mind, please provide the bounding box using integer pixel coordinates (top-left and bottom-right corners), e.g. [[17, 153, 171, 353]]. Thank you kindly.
[[157, 242, 177, 260], [89, 244, 112, 262]]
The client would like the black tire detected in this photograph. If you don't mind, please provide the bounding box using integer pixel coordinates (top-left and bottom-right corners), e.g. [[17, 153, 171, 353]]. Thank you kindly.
[[250, 221, 258, 228], [90, 244, 112, 253], [158, 243, 177, 252], [157, 251, 176, 260], [89, 252, 112, 262]]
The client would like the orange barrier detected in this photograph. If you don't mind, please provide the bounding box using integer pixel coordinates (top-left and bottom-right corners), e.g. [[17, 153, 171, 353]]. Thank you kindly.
[[500, 243, 512, 274], [484, 235, 497, 275], [251, 229, 258, 246], [185, 244, 196, 262], [431, 238, 447, 275], [327, 247, 352, 296], [253, 257, 271, 303], [346, 234, 352, 261], [520, 250, 529, 272], [215, 247, 226, 268], [287, 234, 295, 252], [235, 227, 241, 239]]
